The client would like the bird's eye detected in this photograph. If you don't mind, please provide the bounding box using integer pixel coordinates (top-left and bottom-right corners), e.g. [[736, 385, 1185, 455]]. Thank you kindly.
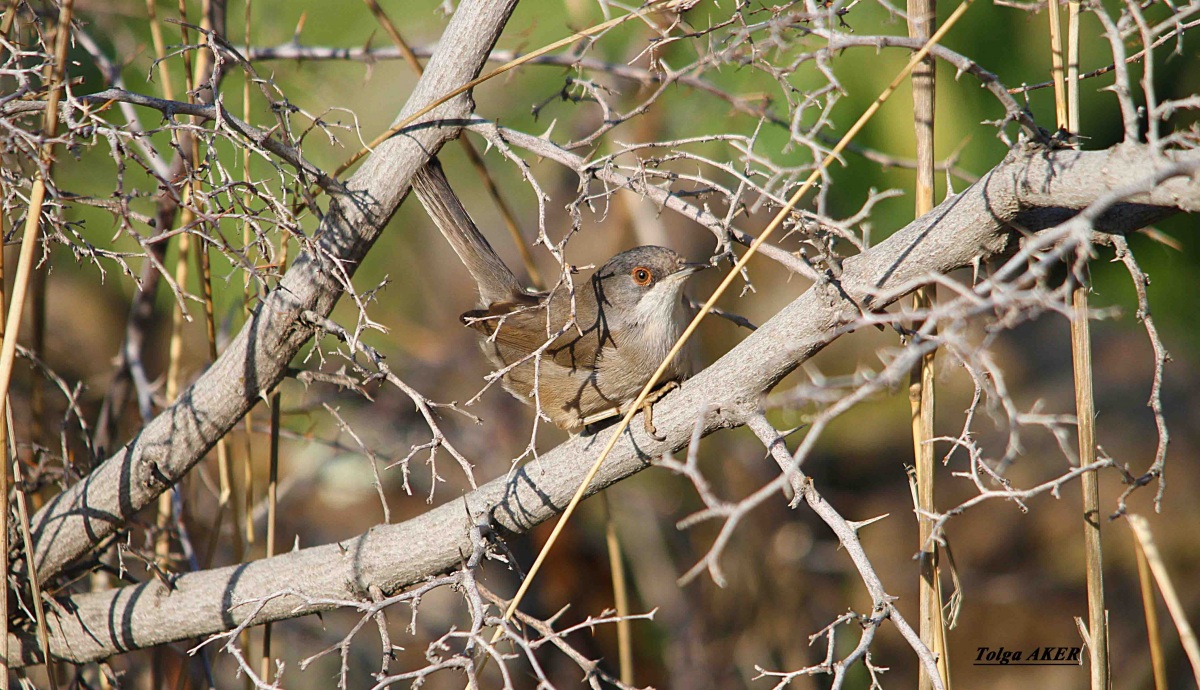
[[631, 267, 652, 285]]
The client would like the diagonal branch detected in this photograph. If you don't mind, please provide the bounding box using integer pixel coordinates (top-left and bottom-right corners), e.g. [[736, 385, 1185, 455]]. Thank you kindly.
[[22, 0, 520, 587]]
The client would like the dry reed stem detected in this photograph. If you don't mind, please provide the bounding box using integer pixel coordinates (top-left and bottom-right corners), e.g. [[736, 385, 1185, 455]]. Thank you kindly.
[[1133, 532, 1167, 690], [1056, 2, 1109, 684], [155, 3, 213, 683], [241, 0, 257, 552], [601, 492, 634, 684], [1048, 0, 1068, 127], [907, 0, 948, 685], [11, 442, 54, 689], [1127, 514, 1200, 682], [261, 231, 290, 682], [0, 5, 14, 680], [0, 147, 6, 690], [1073, 288, 1108, 689], [261, 391, 282, 683], [239, 5, 257, 685], [195, 172, 240, 570], [0, 1, 74, 680]]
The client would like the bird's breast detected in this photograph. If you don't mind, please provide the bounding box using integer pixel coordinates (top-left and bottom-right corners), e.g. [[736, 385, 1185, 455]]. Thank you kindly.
[[596, 292, 694, 401]]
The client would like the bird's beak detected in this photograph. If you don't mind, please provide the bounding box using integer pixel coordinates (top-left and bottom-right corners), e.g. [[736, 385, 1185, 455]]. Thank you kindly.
[[675, 261, 711, 278]]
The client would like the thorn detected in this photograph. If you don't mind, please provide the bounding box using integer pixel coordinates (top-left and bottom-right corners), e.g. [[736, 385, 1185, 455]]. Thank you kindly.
[[293, 11, 308, 42], [848, 513, 890, 532]]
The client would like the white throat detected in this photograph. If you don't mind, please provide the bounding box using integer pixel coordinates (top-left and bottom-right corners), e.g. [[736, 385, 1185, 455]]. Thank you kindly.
[[623, 281, 691, 366]]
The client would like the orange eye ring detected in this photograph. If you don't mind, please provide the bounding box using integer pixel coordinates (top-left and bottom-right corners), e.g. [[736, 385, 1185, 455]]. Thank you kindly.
[[631, 267, 652, 285]]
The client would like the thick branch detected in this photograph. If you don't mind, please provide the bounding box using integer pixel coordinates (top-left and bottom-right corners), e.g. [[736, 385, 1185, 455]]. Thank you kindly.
[[23, 0, 519, 586], [9, 141, 1197, 666]]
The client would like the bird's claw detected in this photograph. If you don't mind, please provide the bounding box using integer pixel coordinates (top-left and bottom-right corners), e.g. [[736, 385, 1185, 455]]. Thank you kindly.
[[641, 381, 680, 441]]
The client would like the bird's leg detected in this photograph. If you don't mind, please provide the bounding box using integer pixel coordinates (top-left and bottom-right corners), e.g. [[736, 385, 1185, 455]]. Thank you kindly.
[[640, 381, 680, 441], [581, 406, 620, 428], [579, 381, 681, 439]]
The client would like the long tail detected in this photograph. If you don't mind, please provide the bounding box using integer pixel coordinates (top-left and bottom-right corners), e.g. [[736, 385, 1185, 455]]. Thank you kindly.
[[410, 157, 524, 306]]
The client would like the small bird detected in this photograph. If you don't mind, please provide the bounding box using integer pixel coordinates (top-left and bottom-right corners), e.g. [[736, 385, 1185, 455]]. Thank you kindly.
[[412, 158, 706, 433]]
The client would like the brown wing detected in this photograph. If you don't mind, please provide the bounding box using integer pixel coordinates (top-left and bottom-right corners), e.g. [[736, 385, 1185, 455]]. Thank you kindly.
[[461, 289, 606, 372], [462, 286, 623, 429]]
